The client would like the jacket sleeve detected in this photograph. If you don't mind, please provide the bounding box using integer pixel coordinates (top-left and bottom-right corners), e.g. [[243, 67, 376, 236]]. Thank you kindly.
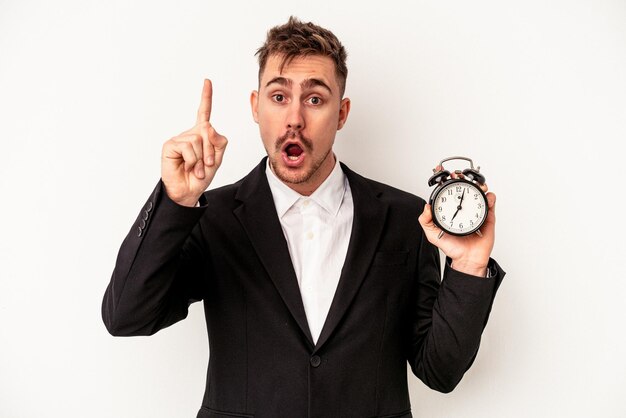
[[407, 226, 506, 393], [102, 180, 209, 336]]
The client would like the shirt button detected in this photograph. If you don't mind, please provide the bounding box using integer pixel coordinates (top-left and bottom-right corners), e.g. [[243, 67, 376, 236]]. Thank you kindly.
[[310, 355, 321, 368], [306, 231, 314, 240], [303, 199, 310, 207]]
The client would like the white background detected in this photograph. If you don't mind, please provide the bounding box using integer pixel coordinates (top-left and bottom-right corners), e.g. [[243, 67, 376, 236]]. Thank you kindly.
[[1, 1, 625, 417]]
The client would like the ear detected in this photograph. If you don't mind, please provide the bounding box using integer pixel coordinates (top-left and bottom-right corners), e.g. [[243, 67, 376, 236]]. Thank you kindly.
[[250, 90, 259, 123], [337, 97, 351, 130]]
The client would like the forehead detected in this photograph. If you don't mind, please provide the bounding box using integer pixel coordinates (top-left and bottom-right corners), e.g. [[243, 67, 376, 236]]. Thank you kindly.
[[260, 54, 338, 90]]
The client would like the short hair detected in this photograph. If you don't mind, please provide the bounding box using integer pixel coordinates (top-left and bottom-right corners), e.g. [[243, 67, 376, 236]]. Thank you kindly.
[[255, 16, 348, 97]]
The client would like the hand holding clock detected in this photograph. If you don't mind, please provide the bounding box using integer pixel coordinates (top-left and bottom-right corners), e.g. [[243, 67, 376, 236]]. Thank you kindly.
[[418, 167, 496, 277]]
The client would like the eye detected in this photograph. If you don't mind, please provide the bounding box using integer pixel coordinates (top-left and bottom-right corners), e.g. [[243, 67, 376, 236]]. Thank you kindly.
[[307, 96, 323, 105], [272, 94, 285, 103]]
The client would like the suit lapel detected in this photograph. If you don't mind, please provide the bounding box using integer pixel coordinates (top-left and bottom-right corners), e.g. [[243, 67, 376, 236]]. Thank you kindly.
[[233, 159, 315, 347], [313, 164, 389, 352]]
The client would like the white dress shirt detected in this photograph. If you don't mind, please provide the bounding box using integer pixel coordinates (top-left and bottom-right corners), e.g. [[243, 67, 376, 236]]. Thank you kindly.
[[266, 159, 354, 344]]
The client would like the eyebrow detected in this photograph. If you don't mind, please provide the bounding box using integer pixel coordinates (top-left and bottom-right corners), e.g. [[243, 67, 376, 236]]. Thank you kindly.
[[265, 77, 333, 95]]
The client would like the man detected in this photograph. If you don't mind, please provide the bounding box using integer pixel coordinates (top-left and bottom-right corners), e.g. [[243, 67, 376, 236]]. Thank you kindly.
[[102, 17, 505, 418]]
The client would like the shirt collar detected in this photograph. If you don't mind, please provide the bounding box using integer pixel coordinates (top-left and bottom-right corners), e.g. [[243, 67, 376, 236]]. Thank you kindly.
[[265, 157, 347, 218]]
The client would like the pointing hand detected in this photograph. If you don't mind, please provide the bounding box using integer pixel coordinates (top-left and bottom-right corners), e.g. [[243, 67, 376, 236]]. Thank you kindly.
[[161, 79, 228, 206]]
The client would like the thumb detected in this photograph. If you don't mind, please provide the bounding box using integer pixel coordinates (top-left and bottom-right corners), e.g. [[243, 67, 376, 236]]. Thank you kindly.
[[419, 203, 445, 245], [418, 203, 436, 228], [212, 133, 228, 166]]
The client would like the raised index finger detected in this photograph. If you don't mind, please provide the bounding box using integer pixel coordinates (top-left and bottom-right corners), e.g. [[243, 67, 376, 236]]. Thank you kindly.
[[196, 79, 213, 124]]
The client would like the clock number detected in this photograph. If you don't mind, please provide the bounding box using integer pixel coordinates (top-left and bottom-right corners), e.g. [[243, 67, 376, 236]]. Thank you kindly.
[[441, 197, 447, 203], [456, 186, 462, 192], [438, 206, 443, 212], [447, 189, 453, 196], [476, 213, 480, 219], [459, 223, 464, 229], [478, 203, 483, 209], [442, 215, 446, 221], [470, 220, 474, 226], [474, 193, 479, 200]]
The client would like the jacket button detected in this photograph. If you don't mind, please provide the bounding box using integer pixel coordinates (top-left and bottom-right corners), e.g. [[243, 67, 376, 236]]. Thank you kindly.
[[139, 218, 146, 229], [137, 226, 143, 237], [310, 355, 321, 368], [146, 201, 153, 212], [142, 210, 149, 221]]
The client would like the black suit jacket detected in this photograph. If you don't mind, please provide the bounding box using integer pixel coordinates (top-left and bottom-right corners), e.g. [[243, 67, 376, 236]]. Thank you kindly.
[[102, 158, 505, 418]]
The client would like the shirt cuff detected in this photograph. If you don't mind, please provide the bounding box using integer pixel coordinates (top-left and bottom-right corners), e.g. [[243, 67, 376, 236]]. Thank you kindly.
[[486, 265, 494, 278], [446, 257, 495, 278]]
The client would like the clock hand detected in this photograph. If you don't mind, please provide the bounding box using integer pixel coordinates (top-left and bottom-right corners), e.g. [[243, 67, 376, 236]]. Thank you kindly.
[[450, 208, 459, 222], [451, 206, 460, 222], [451, 189, 465, 222]]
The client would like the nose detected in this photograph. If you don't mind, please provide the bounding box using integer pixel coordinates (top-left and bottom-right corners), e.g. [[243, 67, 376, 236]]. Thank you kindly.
[[286, 102, 305, 131]]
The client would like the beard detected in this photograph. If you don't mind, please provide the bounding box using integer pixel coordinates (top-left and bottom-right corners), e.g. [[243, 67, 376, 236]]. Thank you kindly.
[[269, 130, 332, 186]]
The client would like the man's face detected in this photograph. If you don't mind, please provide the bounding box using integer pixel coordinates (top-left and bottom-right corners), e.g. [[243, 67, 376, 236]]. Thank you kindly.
[[251, 54, 350, 195]]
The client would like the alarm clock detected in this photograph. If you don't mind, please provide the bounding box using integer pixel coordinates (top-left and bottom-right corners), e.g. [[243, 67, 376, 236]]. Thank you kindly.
[[428, 156, 488, 238]]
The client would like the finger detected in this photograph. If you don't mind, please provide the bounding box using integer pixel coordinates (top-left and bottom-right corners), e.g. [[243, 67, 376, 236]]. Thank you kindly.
[[173, 134, 204, 169], [166, 136, 201, 173], [198, 122, 215, 166], [211, 133, 228, 166], [205, 141, 215, 167], [418, 204, 436, 228], [194, 159, 205, 179], [175, 139, 205, 179], [482, 193, 497, 231], [419, 204, 447, 244], [480, 182, 489, 193], [196, 79, 213, 125], [486, 192, 496, 210], [163, 136, 194, 163], [450, 171, 465, 180], [165, 140, 199, 173], [200, 123, 229, 167]]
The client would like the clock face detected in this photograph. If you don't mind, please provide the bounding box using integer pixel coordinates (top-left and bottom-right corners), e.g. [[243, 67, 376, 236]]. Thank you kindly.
[[431, 179, 488, 236]]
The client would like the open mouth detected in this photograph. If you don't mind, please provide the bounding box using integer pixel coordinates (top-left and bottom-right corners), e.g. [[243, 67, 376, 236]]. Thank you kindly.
[[285, 143, 304, 161], [280, 142, 306, 168]]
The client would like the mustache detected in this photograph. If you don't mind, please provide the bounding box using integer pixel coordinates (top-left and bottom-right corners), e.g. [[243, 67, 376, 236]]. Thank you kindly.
[[274, 130, 313, 152]]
